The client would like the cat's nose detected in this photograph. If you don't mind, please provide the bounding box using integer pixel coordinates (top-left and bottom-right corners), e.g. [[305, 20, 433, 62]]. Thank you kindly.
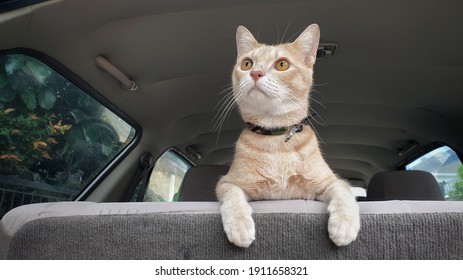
[[251, 70, 265, 82]]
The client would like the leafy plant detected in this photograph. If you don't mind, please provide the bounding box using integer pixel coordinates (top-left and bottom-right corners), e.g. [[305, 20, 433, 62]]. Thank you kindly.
[[1, 55, 71, 177], [449, 165, 463, 201], [0, 54, 126, 191]]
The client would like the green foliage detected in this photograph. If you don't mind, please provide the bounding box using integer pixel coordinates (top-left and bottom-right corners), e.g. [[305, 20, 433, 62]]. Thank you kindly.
[[448, 165, 463, 200], [20, 88, 37, 110], [38, 89, 56, 110], [0, 84, 15, 102], [0, 72, 8, 89], [0, 54, 124, 190]]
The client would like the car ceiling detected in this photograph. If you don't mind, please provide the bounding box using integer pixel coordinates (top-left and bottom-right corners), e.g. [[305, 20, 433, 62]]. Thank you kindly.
[[1, 0, 462, 186]]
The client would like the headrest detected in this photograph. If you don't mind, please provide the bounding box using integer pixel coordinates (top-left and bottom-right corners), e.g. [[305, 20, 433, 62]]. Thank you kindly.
[[177, 165, 229, 201], [367, 170, 444, 201]]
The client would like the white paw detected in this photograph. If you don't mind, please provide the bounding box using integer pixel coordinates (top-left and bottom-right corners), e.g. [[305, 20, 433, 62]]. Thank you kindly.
[[327, 203, 360, 246], [221, 204, 255, 247]]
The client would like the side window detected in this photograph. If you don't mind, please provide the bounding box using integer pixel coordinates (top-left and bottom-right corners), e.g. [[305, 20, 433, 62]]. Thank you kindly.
[[143, 150, 190, 202], [0, 53, 136, 217], [406, 145, 463, 200]]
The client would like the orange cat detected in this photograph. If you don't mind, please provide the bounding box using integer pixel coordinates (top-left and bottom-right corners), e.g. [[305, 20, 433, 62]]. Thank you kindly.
[[216, 24, 360, 248]]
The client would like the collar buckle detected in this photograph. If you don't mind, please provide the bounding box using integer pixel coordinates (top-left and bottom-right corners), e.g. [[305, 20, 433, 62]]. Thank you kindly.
[[285, 125, 302, 142]]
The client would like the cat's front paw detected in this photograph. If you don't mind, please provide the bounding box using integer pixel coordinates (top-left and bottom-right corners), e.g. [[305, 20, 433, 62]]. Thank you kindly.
[[221, 204, 255, 248], [327, 202, 360, 246]]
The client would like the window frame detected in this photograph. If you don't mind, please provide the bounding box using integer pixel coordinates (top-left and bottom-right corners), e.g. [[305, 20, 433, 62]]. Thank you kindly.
[[165, 147, 196, 167], [142, 148, 194, 202], [0, 0, 48, 13], [0, 48, 142, 201], [397, 142, 463, 171]]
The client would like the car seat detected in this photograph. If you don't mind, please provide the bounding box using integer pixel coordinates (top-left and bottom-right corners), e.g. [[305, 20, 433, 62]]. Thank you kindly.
[[366, 170, 444, 200], [177, 165, 229, 201]]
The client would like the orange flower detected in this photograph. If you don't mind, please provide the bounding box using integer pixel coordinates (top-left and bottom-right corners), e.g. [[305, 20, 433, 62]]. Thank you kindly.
[[0, 154, 22, 162], [47, 137, 58, 144], [11, 129, 21, 135], [50, 120, 72, 134], [28, 114, 39, 120], [33, 139, 48, 150], [3, 108, 15, 114], [42, 152, 52, 160]]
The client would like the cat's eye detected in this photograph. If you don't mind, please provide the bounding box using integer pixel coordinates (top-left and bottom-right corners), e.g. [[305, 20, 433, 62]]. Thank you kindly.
[[241, 59, 253, 71], [275, 59, 290, 71]]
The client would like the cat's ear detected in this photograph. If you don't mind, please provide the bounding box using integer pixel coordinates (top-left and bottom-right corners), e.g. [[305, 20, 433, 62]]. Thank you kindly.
[[293, 24, 320, 65], [236, 26, 259, 57]]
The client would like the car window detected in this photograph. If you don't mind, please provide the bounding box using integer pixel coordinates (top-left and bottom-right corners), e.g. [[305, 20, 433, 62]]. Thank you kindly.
[[0, 53, 136, 217], [143, 150, 190, 202], [406, 145, 463, 200]]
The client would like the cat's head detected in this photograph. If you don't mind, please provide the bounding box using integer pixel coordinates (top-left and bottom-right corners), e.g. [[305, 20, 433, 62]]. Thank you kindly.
[[232, 24, 320, 128]]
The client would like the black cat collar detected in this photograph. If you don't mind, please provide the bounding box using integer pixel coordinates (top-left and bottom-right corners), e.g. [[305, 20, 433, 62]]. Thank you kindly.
[[246, 113, 316, 142]]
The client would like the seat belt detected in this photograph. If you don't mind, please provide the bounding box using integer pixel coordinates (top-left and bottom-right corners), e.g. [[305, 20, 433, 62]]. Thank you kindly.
[[123, 152, 154, 202]]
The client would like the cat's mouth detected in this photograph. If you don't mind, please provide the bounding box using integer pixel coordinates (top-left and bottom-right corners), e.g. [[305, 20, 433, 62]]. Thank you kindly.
[[249, 85, 268, 97]]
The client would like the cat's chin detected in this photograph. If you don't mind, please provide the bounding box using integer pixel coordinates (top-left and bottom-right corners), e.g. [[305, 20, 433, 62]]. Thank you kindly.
[[246, 87, 269, 99], [239, 99, 308, 128]]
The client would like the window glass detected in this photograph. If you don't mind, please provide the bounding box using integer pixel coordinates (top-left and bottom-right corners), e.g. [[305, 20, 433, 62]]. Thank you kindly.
[[406, 146, 463, 200], [0, 53, 136, 217], [144, 150, 190, 202]]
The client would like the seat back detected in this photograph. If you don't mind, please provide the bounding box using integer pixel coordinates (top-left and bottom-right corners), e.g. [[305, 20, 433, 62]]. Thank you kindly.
[[3, 200, 463, 259], [367, 170, 444, 201], [177, 165, 229, 201]]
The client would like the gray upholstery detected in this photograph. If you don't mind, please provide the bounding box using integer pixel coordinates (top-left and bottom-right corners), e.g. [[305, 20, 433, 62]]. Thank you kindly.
[[2, 200, 463, 259], [178, 165, 229, 201], [367, 170, 444, 201]]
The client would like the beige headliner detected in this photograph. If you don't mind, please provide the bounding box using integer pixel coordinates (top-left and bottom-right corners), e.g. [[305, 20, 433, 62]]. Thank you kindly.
[[1, 0, 462, 192]]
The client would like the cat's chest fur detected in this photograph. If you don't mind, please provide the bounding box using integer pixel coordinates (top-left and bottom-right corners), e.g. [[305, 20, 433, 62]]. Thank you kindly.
[[230, 127, 329, 200]]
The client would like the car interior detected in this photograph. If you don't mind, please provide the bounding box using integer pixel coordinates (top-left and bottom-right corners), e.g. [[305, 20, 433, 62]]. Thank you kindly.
[[1, 0, 463, 259]]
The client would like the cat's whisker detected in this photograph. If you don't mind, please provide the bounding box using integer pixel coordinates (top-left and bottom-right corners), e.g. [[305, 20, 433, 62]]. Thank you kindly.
[[214, 102, 237, 145], [213, 92, 234, 130], [214, 84, 234, 109], [215, 84, 237, 110], [280, 18, 293, 44], [310, 83, 329, 103], [213, 85, 239, 134], [313, 82, 330, 88], [309, 108, 326, 127], [286, 26, 306, 43], [213, 84, 247, 145], [215, 91, 235, 118], [213, 91, 233, 124], [307, 95, 328, 127], [305, 116, 325, 145], [214, 92, 237, 132], [222, 94, 239, 123], [309, 95, 326, 109]]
